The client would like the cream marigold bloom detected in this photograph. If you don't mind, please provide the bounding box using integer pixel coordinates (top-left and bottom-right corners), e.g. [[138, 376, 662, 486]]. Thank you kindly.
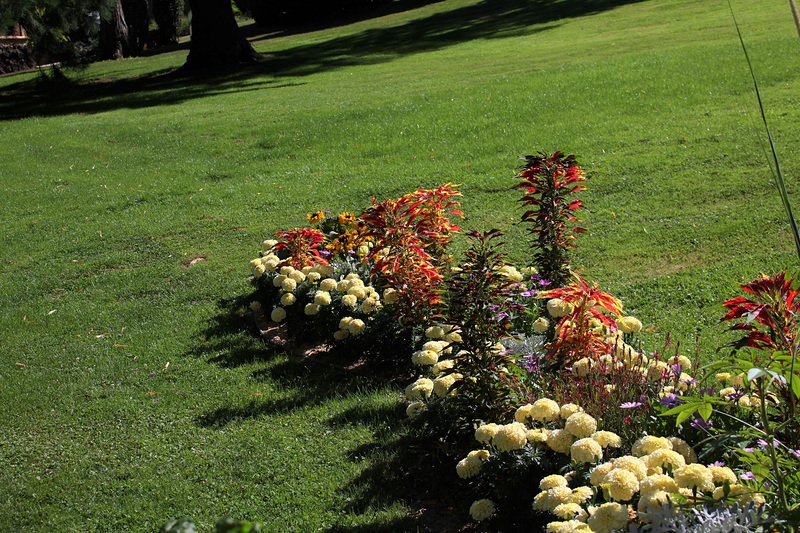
[[515, 404, 535, 423], [281, 277, 297, 292], [262, 239, 278, 250], [527, 428, 549, 445], [444, 330, 462, 343], [590, 462, 614, 486], [279, 266, 294, 275], [425, 325, 445, 339], [361, 297, 378, 313], [405, 378, 433, 400], [560, 403, 584, 419], [273, 274, 287, 288], [314, 290, 332, 306], [586, 502, 628, 533], [307, 271, 321, 283], [433, 373, 459, 397], [333, 329, 349, 341], [571, 438, 603, 464], [646, 361, 670, 381], [708, 465, 737, 486], [338, 316, 353, 329], [347, 286, 367, 300], [469, 499, 495, 522], [533, 317, 550, 334], [715, 372, 731, 382], [616, 316, 643, 334], [644, 449, 686, 471], [320, 278, 338, 292], [493, 422, 528, 452], [422, 340, 445, 353], [572, 358, 592, 377], [552, 503, 589, 522], [252, 263, 266, 278], [475, 423, 502, 444], [674, 464, 714, 492], [547, 298, 573, 318], [712, 484, 766, 506], [289, 269, 306, 283], [667, 437, 698, 464], [456, 456, 483, 479], [611, 456, 648, 481], [540, 474, 569, 490], [591, 431, 622, 448], [565, 412, 598, 438], [632, 436, 672, 456], [336, 280, 350, 292], [304, 303, 320, 315], [383, 287, 399, 304], [532, 398, 561, 422], [730, 373, 746, 388], [640, 474, 679, 494], [280, 292, 296, 306], [347, 318, 366, 335], [566, 486, 594, 505], [406, 401, 425, 419], [546, 429, 575, 454], [412, 350, 439, 366], [532, 486, 572, 512], [432, 359, 455, 374], [249, 301, 261, 311], [603, 468, 639, 501], [270, 307, 287, 322], [637, 490, 671, 516], [341, 294, 358, 307]]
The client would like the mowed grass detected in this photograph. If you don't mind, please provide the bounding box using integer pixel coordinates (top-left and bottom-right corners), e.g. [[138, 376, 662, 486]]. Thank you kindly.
[[0, 0, 799, 530]]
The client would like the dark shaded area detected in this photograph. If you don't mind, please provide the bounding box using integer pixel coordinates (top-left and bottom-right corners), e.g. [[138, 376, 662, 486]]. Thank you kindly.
[[0, 0, 649, 121]]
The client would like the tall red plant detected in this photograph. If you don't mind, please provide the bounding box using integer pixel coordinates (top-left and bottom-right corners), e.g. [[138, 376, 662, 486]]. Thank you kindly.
[[516, 152, 588, 287], [273, 227, 329, 270]]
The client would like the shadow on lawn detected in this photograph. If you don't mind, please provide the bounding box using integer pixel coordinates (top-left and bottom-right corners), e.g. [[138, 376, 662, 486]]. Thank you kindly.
[[0, 0, 648, 121]]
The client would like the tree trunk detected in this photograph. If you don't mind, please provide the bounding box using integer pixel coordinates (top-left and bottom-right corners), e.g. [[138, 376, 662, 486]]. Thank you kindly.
[[121, 0, 150, 53], [153, 0, 181, 46], [98, 0, 132, 60], [184, 0, 260, 69]]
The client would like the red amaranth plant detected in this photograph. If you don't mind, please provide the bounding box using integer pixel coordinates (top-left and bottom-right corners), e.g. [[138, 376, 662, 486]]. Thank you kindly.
[[516, 151, 588, 287], [273, 227, 329, 270], [538, 273, 622, 368]]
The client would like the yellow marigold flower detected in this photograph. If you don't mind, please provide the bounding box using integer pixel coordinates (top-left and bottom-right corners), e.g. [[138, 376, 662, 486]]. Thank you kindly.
[[591, 431, 622, 449], [712, 484, 766, 506], [383, 287, 399, 304], [289, 270, 305, 283], [532, 398, 561, 423], [546, 429, 575, 454], [644, 449, 686, 471], [272, 274, 287, 288], [730, 373, 745, 388], [314, 290, 332, 306], [553, 503, 589, 521], [252, 263, 266, 278], [249, 301, 261, 311], [527, 428, 549, 445], [540, 474, 569, 490], [667, 437, 697, 464], [547, 298, 573, 318], [262, 239, 278, 250], [572, 358, 592, 377], [565, 412, 598, 438], [307, 271, 321, 283], [304, 303, 319, 315], [632, 436, 672, 456], [646, 361, 670, 381], [433, 373, 460, 397], [640, 474, 679, 494], [566, 486, 594, 505], [611, 456, 648, 481], [493, 422, 528, 452], [347, 286, 366, 300], [319, 278, 337, 292], [333, 329, 349, 341], [406, 401, 424, 419], [469, 499, 495, 522], [560, 403, 584, 419], [616, 316, 643, 334], [281, 277, 297, 293], [425, 325, 445, 339], [456, 455, 483, 479], [571, 438, 603, 464], [709, 466, 737, 486], [715, 372, 731, 382], [422, 340, 444, 353], [586, 502, 628, 533], [341, 294, 358, 307], [673, 464, 714, 492], [432, 359, 454, 374], [719, 386, 736, 399], [475, 423, 502, 444], [262, 258, 279, 272], [347, 318, 365, 335], [590, 462, 614, 486], [270, 307, 286, 322], [637, 490, 671, 517], [412, 349, 439, 366], [338, 316, 353, 329], [603, 468, 640, 501], [335, 279, 349, 292], [405, 378, 433, 400], [515, 404, 535, 423], [533, 317, 550, 334], [533, 486, 572, 512], [444, 330, 462, 343]]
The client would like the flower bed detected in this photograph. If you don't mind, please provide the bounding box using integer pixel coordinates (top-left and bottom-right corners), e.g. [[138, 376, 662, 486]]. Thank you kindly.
[[244, 153, 800, 532]]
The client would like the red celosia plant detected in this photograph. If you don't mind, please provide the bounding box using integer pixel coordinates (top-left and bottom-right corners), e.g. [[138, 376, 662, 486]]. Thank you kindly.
[[516, 151, 588, 287], [538, 273, 622, 368], [273, 227, 329, 270], [361, 184, 463, 324]]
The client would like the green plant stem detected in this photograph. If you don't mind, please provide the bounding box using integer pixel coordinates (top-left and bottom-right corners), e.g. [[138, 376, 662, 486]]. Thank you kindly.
[[756, 378, 792, 515]]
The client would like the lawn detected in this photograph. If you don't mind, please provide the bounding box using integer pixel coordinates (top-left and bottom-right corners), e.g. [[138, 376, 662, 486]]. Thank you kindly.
[[1, 0, 799, 530]]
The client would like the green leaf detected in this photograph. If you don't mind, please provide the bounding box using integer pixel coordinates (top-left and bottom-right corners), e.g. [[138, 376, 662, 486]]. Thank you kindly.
[[675, 408, 695, 427], [747, 368, 767, 381], [697, 402, 713, 422]]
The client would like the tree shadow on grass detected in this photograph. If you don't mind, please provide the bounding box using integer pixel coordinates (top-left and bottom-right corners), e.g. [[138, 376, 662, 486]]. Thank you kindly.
[[0, 0, 649, 121]]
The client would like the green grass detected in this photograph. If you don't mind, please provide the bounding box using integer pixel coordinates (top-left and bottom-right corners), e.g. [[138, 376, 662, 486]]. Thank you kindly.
[[1, 0, 799, 530]]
